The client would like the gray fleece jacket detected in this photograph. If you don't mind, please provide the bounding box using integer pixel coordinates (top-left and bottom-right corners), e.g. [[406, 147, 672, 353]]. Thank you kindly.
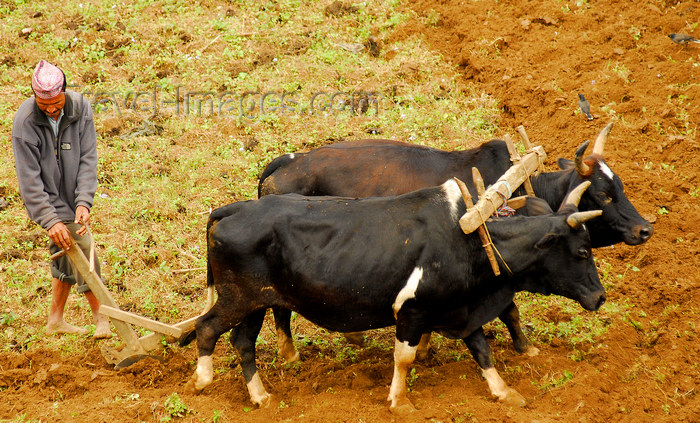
[[12, 90, 98, 230]]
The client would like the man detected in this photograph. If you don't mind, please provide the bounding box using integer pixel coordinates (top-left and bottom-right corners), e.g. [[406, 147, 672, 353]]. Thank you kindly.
[[12, 60, 112, 339]]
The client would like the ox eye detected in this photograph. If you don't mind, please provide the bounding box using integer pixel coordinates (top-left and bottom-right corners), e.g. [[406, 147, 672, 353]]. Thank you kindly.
[[577, 248, 590, 259], [598, 193, 612, 204]]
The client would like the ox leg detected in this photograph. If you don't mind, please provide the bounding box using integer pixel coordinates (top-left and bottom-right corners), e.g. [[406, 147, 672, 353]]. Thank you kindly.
[[387, 338, 418, 413], [272, 308, 300, 364], [464, 327, 526, 407], [343, 331, 366, 347], [186, 303, 240, 394], [230, 309, 272, 408], [387, 309, 425, 413], [499, 301, 539, 356], [415, 333, 432, 361]]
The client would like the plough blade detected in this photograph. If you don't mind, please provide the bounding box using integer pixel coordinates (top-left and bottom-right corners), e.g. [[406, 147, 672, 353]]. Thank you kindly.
[[115, 354, 165, 370]]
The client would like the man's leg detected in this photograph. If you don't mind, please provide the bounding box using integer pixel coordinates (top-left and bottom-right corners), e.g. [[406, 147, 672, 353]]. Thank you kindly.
[[46, 277, 88, 335], [84, 290, 112, 339], [62, 222, 113, 339]]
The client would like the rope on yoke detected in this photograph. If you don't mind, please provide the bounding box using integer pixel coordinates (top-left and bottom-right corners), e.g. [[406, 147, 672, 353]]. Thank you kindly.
[[492, 190, 516, 217], [500, 181, 513, 197], [476, 209, 513, 275]]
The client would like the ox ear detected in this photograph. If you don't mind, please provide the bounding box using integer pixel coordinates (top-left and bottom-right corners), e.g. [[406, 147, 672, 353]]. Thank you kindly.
[[524, 197, 553, 216], [557, 158, 574, 170], [534, 232, 560, 250]]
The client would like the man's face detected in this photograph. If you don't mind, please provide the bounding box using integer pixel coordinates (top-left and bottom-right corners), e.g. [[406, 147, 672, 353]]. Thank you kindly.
[[36, 92, 65, 120]]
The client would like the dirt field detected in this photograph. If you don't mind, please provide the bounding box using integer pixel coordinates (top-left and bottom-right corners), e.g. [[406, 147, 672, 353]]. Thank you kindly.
[[1, 0, 699, 422]]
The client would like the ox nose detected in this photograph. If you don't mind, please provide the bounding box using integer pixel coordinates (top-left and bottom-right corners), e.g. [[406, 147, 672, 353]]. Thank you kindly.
[[594, 292, 606, 311], [638, 224, 654, 242], [582, 290, 606, 311], [626, 223, 654, 245]]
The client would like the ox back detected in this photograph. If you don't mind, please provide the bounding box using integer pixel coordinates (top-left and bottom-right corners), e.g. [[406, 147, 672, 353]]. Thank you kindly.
[[258, 139, 508, 200], [258, 136, 652, 247]]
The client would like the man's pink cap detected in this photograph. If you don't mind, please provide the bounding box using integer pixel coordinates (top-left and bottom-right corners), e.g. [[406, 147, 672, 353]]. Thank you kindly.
[[31, 60, 64, 99]]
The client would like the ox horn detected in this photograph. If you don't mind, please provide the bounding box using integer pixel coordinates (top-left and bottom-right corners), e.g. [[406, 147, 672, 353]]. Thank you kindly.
[[567, 210, 603, 229], [574, 140, 591, 175], [562, 181, 592, 208], [592, 122, 614, 156]]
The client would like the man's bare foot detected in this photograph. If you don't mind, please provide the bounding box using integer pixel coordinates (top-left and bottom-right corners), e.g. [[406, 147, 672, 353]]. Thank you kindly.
[[93, 316, 113, 339], [46, 321, 89, 335]]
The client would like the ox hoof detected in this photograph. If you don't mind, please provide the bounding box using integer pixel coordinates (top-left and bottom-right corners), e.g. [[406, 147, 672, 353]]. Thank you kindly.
[[344, 332, 365, 347], [184, 377, 202, 395], [254, 393, 272, 409], [524, 346, 540, 357], [499, 388, 526, 408], [415, 347, 433, 362], [282, 350, 300, 365], [389, 398, 416, 415]]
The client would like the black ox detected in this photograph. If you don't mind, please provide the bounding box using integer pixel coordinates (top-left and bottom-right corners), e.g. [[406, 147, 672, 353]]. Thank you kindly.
[[184, 180, 605, 411], [258, 123, 652, 360]]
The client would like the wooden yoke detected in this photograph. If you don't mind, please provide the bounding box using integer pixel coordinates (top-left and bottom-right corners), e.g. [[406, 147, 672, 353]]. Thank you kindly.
[[454, 178, 500, 276], [458, 145, 546, 234], [504, 134, 535, 197], [516, 125, 532, 150], [517, 125, 545, 173]]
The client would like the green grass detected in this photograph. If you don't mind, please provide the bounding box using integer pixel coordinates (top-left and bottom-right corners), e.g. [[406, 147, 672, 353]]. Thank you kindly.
[[0, 0, 505, 353], [162, 392, 190, 421], [533, 369, 574, 392]]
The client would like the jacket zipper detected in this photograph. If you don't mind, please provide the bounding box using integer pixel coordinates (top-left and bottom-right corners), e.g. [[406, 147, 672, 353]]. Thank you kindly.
[[54, 123, 62, 188]]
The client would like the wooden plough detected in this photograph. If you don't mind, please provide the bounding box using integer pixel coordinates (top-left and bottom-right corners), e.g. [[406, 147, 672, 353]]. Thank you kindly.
[[50, 242, 214, 369]]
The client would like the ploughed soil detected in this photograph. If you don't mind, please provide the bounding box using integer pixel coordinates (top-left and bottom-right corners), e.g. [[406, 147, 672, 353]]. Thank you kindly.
[[2, 1, 699, 422]]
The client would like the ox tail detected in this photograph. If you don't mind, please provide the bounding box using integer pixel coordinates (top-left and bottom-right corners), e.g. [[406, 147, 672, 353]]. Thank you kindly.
[[257, 153, 299, 198], [179, 327, 197, 346], [178, 283, 215, 347], [179, 221, 219, 347]]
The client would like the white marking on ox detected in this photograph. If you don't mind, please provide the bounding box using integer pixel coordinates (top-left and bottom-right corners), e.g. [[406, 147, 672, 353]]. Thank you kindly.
[[441, 179, 462, 221], [247, 372, 271, 407], [387, 339, 417, 409], [288, 153, 295, 159], [194, 355, 213, 391], [482, 367, 509, 400], [482, 367, 527, 406], [393, 267, 423, 318], [599, 161, 614, 180]]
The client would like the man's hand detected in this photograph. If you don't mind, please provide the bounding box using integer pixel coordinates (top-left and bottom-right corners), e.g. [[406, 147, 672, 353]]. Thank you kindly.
[[48, 222, 72, 250], [75, 205, 90, 236]]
